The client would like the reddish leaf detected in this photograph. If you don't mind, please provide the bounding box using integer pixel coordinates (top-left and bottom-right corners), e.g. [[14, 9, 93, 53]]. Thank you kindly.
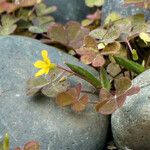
[[0, 1, 18, 13], [76, 36, 105, 67], [0, 0, 39, 13], [96, 86, 140, 115], [87, 9, 101, 20], [56, 91, 75, 107], [99, 88, 113, 101], [48, 21, 89, 49], [125, 86, 140, 96], [100, 42, 121, 55], [114, 77, 132, 94], [56, 84, 89, 112], [23, 141, 40, 150], [20, 0, 39, 7], [56, 84, 82, 107], [92, 53, 105, 67], [72, 94, 88, 112], [14, 147, 21, 150]]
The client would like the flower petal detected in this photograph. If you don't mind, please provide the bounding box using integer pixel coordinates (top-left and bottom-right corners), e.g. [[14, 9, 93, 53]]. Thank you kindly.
[[45, 67, 50, 74], [34, 60, 46, 68], [35, 68, 46, 77], [42, 50, 51, 64]]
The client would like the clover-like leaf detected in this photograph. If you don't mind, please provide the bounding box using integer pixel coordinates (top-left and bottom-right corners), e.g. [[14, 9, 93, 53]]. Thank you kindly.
[[95, 86, 140, 114], [0, 0, 40, 13], [26, 76, 49, 96], [104, 12, 122, 25], [35, 3, 57, 16], [29, 16, 54, 33], [114, 77, 132, 95], [56, 84, 88, 112], [47, 21, 89, 49], [0, 15, 19, 35], [124, 0, 150, 9], [76, 36, 105, 67], [85, 0, 104, 7], [0, 1, 18, 13], [82, 9, 101, 27], [20, 0, 40, 7], [106, 63, 121, 77], [100, 42, 121, 55], [41, 68, 70, 98], [71, 94, 88, 112], [23, 141, 40, 150], [90, 26, 120, 43]]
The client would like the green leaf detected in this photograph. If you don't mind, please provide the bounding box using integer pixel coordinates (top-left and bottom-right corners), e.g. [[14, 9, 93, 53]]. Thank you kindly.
[[35, 3, 57, 16], [3, 133, 9, 150], [66, 63, 101, 88], [0, 15, 19, 35], [41, 68, 70, 98], [26, 76, 49, 96], [114, 56, 145, 74], [104, 12, 122, 25], [41, 78, 70, 98], [100, 67, 111, 91], [85, 0, 104, 7], [114, 77, 132, 94]]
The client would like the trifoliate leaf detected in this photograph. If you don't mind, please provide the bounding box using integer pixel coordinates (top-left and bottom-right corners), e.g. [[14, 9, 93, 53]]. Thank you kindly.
[[26, 76, 49, 96], [114, 77, 132, 94], [35, 3, 57, 16], [0, 15, 19, 35], [47, 21, 89, 49], [104, 12, 122, 25], [107, 63, 121, 77]]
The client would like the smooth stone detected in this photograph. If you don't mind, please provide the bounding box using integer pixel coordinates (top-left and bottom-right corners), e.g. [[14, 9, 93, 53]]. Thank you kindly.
[[44, 0, 94, 23], [102, 0, 150, 23], [111, 69, 150, 150], [0, 36, 109, 150]]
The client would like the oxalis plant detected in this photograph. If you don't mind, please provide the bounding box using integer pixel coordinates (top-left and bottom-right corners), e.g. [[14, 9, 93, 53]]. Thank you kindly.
[[0, 133, 40, 150], [26, 50, 140, 114]]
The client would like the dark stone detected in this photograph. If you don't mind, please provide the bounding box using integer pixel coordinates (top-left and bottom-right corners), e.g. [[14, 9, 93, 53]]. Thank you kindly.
[[0, 36, 109, 150], [102, 0, 150, 23], [111, 69, 150, 150], [44, 0, 94, 23]]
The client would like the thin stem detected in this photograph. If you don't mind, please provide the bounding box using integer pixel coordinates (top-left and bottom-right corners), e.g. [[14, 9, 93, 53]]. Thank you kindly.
[[88, 101, 99, 104], [81, 90, 97, 95], [57, 65, 99, 89], [126, 39, 133, 53], [57, 65, 73, 74]]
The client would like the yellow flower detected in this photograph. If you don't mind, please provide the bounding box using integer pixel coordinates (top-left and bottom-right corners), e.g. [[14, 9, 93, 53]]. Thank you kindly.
[[139, 32, 150, 44], [34, 50, 56, 77]]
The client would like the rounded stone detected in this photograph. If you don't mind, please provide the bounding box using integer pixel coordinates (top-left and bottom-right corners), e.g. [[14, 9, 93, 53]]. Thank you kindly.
[[111, 69, 150, 150], [44, 0, 94, 23], [102, 0, 150, 23], [0, 36, 109, 149]]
